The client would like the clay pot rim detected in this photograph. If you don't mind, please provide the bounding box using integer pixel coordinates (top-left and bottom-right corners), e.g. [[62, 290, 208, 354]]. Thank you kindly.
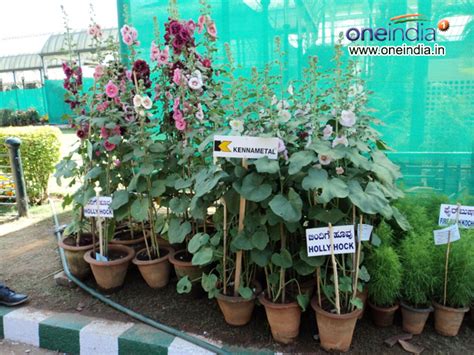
[[433, 301, 469, 313], [311, 297, 362, 319], [84, 245, 135, 266], [258, 294, 299, 309], [59, 236, 96, 252], [368, 300, 399, 312], [132, 246, 173, 266], [169, 249, 193, 267], [400, 301, 433, 313], [216, 291, 256, 303]]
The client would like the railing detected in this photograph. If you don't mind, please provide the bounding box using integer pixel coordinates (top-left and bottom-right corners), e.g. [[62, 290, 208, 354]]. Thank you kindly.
[[0, 137, 28, 217]]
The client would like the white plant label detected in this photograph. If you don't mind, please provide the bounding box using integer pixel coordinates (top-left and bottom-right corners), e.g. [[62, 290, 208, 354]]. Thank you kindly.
[[84, 196, 113, 218], [306, 225, 355, 257], [357, 224, 373, 242], [433, 224, 461, 245], [438, 204, 474, 229], [213, 135, 279, 160]]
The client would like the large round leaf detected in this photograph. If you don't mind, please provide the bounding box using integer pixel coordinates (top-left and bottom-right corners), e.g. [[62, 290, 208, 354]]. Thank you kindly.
[[239, 173, 272, 202], [268, 188, 302, 223]]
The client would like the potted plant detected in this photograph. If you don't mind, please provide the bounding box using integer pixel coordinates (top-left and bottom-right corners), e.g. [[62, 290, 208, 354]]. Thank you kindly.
[[366, 245, 402, 327], [399, 232, 434, 334], [433, 228, 474, 336]]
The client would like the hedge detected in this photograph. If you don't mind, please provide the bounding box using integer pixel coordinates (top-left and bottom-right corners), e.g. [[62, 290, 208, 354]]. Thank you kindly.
[[0, 108, 46, 127], [0, 126, 61, 204]]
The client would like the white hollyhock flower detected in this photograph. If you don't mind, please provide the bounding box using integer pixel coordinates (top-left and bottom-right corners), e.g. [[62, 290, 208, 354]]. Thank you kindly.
[[142, 96, 153, 110], [188, 76, 203, 90], [323, 124, 333, 140], [229, 119, 244, 133], [287, 84, 294, 96], [271, 95, 278, 106], [195, 104, 204, 121], [332, 135, 349, 148], [277, 99, 289, 110], [319, 154, 332, 165], [336, 167, 344, 175], [340, 110, 357, 127], [133, 94, 142, 108], [278, 109, 291, 123]]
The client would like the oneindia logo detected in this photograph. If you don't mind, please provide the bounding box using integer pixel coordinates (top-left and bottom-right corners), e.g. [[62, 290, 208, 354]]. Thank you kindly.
[[346, 14, 448, 56]]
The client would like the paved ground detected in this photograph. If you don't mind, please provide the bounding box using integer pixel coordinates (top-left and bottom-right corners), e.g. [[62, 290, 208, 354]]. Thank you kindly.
[[0, 339, 59, 354]]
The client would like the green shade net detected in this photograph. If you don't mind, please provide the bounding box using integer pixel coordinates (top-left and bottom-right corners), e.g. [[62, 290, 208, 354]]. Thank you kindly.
[[0, 88, 46, 115], [119, 0, 473, 195]]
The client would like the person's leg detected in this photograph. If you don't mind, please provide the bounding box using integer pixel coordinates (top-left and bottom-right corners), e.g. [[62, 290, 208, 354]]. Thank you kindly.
[[0, 283, 28, 306]]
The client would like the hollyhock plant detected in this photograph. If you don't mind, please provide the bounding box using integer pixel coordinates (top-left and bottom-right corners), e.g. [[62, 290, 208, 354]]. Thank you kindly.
[[340, 109, 357, 127], [105, 80, 119, 98]]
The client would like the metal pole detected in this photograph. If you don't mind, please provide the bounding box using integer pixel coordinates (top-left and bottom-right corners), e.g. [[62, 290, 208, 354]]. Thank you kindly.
[[5, 137, 28, 217]]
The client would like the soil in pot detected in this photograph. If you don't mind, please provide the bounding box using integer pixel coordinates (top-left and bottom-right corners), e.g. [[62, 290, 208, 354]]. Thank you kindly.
[[132, 247, 172, 289], [169, 249, 208, 298], [400, 301, 433, 334], [216, 292, 256, 326], [433, 301, 469, 336], [259, 294, 301, 344], [58, 233, 95, 279], [110, 229, 148, 252], [368, 301, 399, 327], [311, 297, 362, 352], [84, 245, 135, 292]]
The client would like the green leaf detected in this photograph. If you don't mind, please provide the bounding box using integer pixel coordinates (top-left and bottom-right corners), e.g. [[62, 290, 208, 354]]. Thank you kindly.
[[151, 179, 166, 197], [250, 248, 272, 267], [168, 218, 191, 244], [192, 247, 213, 266], [339, 275, 353, 292], [231, 232, 253, 251], [139, 163, 154, 175], [269, 188, 302, 222], [85, 166, 103, 180], [251, 230, 269, 250], [297, 293, 310, 311], [175, 178, 193, 190], [299, 250, 325, 267], [177, 276, 192, 294], [87, 141, 93, 160], [188, 233, 210, 254], [371, 233, 381, 247], [194, 171, 227, 197], [294, 259, 316, 276], [239, 173, 272, 202], [350, 297, 364, 310], [302, 167, 328, 191], [238, 285, 253, 300], [288, 150, 315, 175], [271, 249, 293, 269], [149, 142, 166, 153], [347, 181, 388, 214], [169, 196, 190, 214], [201, 273, 218, 298], [255, 157, 279, 174], [392, 206, 411, 231], [131, 198, 149, 221], [358, 265, 371, 282], [309, 207, 345, 224], [318, 178, 349, 204], [110, 190, 129, 210]]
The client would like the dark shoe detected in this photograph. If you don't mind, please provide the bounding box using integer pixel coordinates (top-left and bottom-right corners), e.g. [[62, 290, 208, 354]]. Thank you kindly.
[[0, 286, 29, 306]]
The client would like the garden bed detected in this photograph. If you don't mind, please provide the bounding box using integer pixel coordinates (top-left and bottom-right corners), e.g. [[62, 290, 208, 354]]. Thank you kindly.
[[1, 212, 473, 353]]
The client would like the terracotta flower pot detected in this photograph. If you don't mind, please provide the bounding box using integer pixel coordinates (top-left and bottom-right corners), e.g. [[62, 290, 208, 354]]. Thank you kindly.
[[169, 249, 204, 281], [83, 245, 135, 291], [259, 294, 301, 344], [312, 298, 362, 352], [368, 301, 399, 327], [400, 301, 433, 334], [433, 301, 469, 336], [110, 229, 148, 252], [216, 292, 255, 326], [357, 288, 368, 319], [132, 247, 173, 289], [58, 233, 96, 279]]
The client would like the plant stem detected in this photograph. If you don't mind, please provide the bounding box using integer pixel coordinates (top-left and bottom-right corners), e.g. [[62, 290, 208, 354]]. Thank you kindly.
[[222, 198, 228, 296], [234, 159, 248, 296], [352, 214, 363, 311], [280, 222, 286, 304], [329, 223, 340, 314]]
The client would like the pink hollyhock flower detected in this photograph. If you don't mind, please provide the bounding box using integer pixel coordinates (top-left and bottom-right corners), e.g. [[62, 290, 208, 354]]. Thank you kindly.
[[150, 41, 160, 61], [340, 110, 356, 127], [201, 58, 212, 68], [93, 65, 104, 80], [187, 20, 196, 32], [125, 70, 132, 81], [114, 96, 122, 105], [105, 80, 119, 98], [122, 33, 134, 46], [195, 103, 204, 121], [277, 138, 286, 153], [114, 159, 121, 168], [113, 125, 122, 135], [336, 167, 344, 175], [97, 101, 109, 113], [165, 91, 173, 101], [175, 118, 186, 131], [332, 135, 349, 148], [157, 46, 169, 65], [207, 21, 217, 38], [100, 126, 109, 138], [323, 124, 333, 140], [173, 109, 183, 121], [173, 68, 181, 85], [130, 27, 138, 41], [197, 15, 206, 33], [104, 140, 116, 151], [173, 97, 180, 110], [95, 150, 101, 157]]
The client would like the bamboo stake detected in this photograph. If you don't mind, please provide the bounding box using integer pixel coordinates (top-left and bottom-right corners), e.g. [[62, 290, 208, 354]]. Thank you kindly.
[[280, 223, 286, 303], [234, 159, 248, 296], [222, 198, 228, 296], [329, 223, 340, 315], [352, 215, 363, 311], [352, 206, 356, 284], [316, 267, 322, 307], [443, 203, 461, 306], [96, 194, 104, 258]]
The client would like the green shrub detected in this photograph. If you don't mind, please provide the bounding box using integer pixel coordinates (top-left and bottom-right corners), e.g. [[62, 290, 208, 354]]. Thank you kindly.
[[366, 245, 402, 307], [400, 232, 435, 308], [0, 126, 61, 204], [433, 228, 474, 308], [374, 220, 394, 246], [0, 108, 41, 127], [394, 195, 434, 236]]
